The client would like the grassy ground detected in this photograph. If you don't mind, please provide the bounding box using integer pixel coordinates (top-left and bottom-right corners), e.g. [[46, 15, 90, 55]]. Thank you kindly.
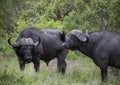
[[0, 52, 120, 85]]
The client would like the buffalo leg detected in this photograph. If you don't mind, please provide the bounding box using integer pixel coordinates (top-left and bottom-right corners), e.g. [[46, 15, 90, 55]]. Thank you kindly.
[[33, 57, 40, 72], [57, 50, 68, 74], [100, 66, 108, 82], [57, 59, 67, 74], [19, 60, 25, 71]]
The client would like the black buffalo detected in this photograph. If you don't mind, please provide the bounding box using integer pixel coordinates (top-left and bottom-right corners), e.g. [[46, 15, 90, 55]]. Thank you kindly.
[[8, 27, 68, 74], [63, 30, 120, 82]]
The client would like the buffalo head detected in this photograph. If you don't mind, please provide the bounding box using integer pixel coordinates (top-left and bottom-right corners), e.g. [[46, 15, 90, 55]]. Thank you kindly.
[[63, 30, 89, 50], [8, 37, 40, 62]]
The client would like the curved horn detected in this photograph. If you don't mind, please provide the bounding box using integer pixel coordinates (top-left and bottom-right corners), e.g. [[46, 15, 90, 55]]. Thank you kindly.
[[86, 30, 89, 38], [34, 36, 41, 46], [8, 37, 20, 47], [84, 30, 89, 43], [8, 37, 13, 46]]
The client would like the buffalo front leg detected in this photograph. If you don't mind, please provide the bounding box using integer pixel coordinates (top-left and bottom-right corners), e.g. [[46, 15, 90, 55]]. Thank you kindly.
[[57, 60, 67, 74], [57, 50, 68, 74], [33, 57, 40, 72], [57, 60, 67, 75], [19, 60, 25, 71]]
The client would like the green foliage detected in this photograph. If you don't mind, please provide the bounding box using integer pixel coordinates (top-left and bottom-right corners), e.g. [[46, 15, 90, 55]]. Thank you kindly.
[[0, 0, 120, 31], [109, 0, 120, 32], [1, 0, 120, 36]]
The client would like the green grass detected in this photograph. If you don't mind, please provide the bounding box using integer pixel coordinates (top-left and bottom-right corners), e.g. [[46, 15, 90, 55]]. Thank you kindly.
[[0, 53, 120, 85]]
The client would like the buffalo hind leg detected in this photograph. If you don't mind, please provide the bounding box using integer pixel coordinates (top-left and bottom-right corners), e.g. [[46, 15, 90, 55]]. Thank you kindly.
[[100, 66, 108, 82]]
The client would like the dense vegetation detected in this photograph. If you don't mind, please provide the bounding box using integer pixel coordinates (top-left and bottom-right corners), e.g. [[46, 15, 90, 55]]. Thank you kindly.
[[0, 0, 120, 85]]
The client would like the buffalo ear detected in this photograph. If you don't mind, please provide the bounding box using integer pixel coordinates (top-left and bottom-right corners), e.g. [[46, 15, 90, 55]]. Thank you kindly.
[[60, 31, 66, 42]]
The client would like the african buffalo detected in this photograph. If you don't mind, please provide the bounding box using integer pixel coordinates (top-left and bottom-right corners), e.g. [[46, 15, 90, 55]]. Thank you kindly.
[[8, 27, 68, 74], [63, 30, 120, 82]]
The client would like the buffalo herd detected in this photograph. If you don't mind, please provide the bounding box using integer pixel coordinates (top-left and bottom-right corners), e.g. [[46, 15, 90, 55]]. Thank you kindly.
[[8, 27, 120, 82]]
